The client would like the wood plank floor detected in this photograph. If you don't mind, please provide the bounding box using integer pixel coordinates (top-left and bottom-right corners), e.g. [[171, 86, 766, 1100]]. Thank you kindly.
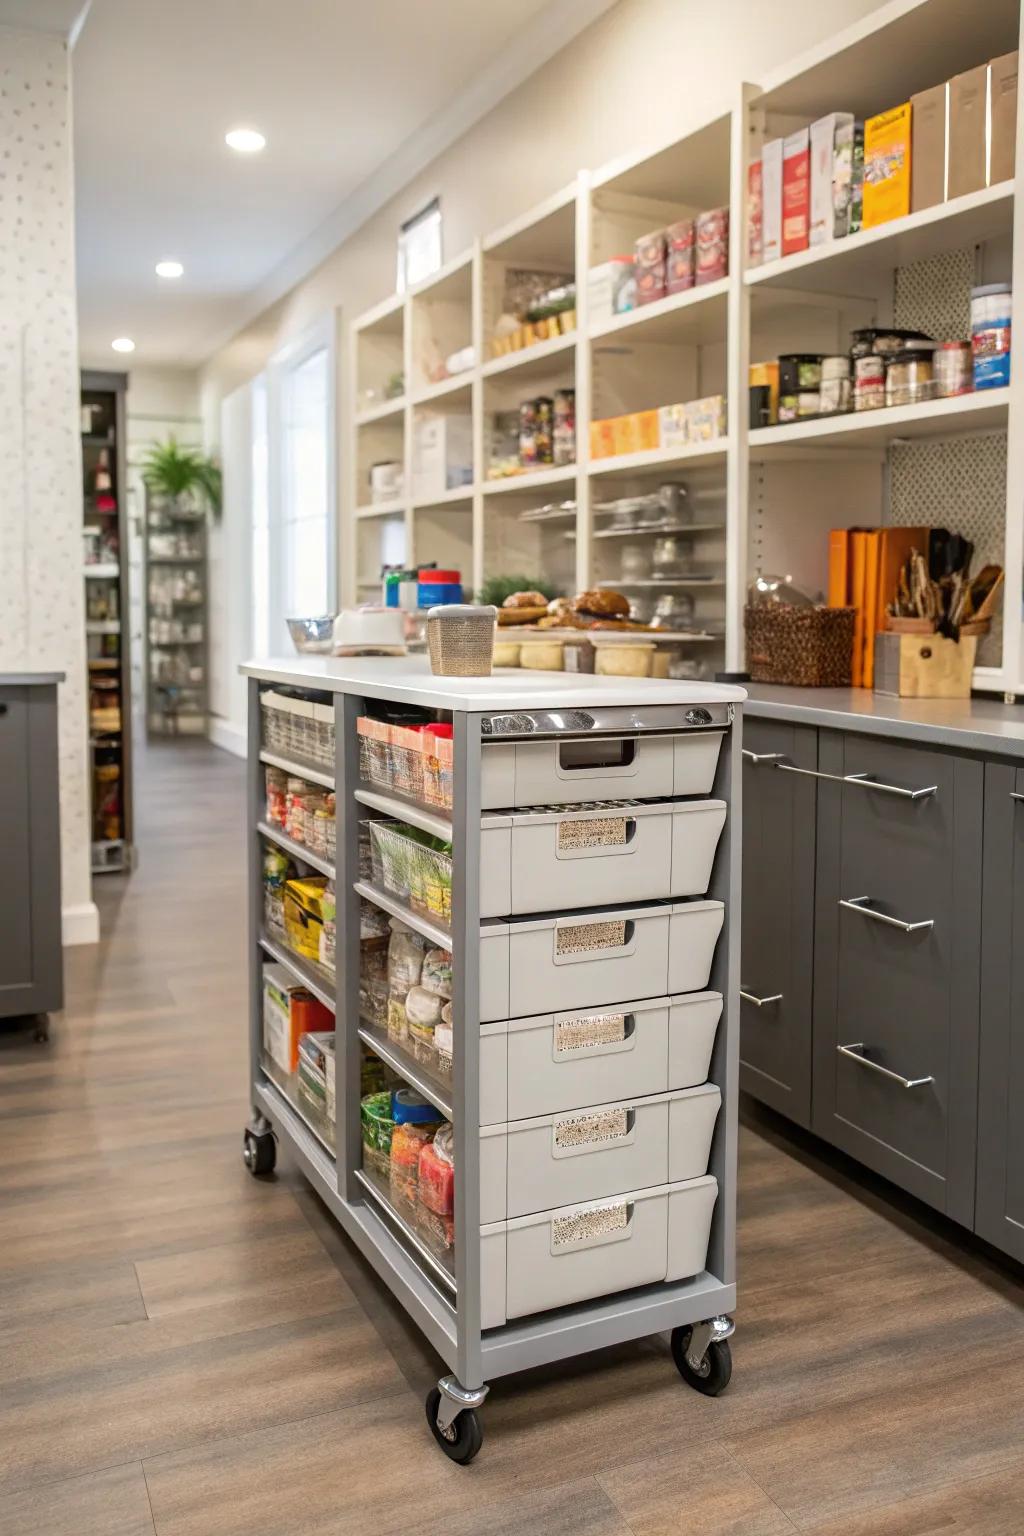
[[1, 738, 1022, 1535]]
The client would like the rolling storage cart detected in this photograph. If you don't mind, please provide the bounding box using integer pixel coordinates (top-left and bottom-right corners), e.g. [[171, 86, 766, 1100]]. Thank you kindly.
[[241, 656, 743, 1462]]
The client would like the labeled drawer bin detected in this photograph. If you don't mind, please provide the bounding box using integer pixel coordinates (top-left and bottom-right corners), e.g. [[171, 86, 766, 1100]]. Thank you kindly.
[[478, 900, 725, 1022], [479, 730, 725, 809], [479, 991, 723, 1125], [479, 799, 726, 916], [368, 820, 453, 923], [479, 1174, 718, 1328], [479, 1084, 721, 1223]]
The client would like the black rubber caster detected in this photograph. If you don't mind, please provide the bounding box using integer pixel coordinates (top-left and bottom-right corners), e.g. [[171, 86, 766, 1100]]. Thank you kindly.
[[242, 1127, 276, 1176], [425, 1387, 483, 1464], [671, 1325, 732, 1396]]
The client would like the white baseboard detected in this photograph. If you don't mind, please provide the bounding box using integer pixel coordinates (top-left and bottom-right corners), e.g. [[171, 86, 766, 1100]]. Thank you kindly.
[[63, 900, 100, 947], [209, 717, 247, 759]]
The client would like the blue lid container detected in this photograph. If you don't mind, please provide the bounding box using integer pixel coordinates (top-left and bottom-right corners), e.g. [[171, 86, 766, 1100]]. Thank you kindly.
[[392, 1088, 440, 1124]]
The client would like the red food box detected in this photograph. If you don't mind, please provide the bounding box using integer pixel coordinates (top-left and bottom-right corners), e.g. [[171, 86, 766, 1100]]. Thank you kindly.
[[782, 128, 810, 255], [634, 227, 667, 268], [636, 260, 667, 305], [747, 159, 763, 264]]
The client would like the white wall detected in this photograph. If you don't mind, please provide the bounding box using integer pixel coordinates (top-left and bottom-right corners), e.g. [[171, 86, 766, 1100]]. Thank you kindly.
[[199, 0, 892, 710], [0, 25, 95, 943]]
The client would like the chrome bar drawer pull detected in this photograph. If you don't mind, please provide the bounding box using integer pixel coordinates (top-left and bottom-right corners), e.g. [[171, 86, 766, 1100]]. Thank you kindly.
[[1011, 793, 1024, 804], [740, 987, 783, 1007], [839, 896, 934, 933], [775, 764, 936, 799], [837, 1042, 934, 1089], [742, 749, 786, 765]]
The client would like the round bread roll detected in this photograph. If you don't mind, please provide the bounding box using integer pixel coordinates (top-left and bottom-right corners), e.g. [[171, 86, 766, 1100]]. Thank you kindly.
[[503, 590, 549, 609], [573, 588, 631, 619]]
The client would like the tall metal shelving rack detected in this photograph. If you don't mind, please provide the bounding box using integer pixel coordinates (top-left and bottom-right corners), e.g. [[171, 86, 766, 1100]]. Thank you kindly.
[[241, 657, 741, 1460], [144, 488, 209, 737], [81, 368, 134, 873]]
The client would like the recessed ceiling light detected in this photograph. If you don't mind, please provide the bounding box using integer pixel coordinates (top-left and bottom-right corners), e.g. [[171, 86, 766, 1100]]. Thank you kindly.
[[155, 259, 184, 279], [111, 337, 135, 353], [225, 127, 266, 154]]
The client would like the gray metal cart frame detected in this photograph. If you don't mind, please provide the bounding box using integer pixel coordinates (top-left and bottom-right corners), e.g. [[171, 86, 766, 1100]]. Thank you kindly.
[[242, 661, 740, 1458]]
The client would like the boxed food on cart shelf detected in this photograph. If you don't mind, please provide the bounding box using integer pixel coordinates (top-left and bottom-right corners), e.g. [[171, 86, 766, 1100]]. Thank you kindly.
[[263, 844, 291, 939], [298, 1030, 336, 1124], [262, 962, 333, 1074], [283, 875, 331, 967]]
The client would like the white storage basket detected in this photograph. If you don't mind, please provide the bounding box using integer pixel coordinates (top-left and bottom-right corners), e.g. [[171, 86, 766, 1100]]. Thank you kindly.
[[479, 991, 723, 1125], [479, 730, 725, 809], [478, 799, 726, 916], [479, 1084, 721, 1223], [479, 1174, 718, 1328], [478, 900, 724, 1022]]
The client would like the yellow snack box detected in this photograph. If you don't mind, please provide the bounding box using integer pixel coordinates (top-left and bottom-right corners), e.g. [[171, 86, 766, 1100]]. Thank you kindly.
[[863, 102, 911, 228]]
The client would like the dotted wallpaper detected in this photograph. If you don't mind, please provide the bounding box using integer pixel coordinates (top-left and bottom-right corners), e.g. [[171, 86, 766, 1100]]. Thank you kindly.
[[0, 28, 91, 915]]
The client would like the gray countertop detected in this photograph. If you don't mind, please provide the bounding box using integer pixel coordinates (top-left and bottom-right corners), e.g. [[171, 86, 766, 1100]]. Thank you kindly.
[[743, 683, 1024, 758], [0, 672, 65, 686]]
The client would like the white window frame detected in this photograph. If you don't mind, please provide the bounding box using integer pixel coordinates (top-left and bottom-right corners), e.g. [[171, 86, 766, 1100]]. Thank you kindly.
[[266, 312, 338, 649]]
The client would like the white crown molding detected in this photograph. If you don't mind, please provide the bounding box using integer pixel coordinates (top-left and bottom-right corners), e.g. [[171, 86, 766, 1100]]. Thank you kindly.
[[197, 0, 616, 365]]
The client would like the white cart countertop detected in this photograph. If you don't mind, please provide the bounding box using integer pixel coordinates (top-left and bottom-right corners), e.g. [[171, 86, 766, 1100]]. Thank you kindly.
[[243, 655, 746, 712]]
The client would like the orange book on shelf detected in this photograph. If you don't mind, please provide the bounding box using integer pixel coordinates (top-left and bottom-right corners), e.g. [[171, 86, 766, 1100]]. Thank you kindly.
[[861, 530, 881, 688], [873, 526, 930, 637], [828, 529, 850, 606], [849, 530, 868, 687]]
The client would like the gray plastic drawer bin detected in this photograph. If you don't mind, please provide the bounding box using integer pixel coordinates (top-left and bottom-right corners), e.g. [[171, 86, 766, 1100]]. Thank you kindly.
[[479, 730, 725, 809], [479, 990, 723, 1125], [479, 799, 726, 917], [479, 900, 724, 1022], [479, 1174, 718, 1327], [479, 1084, 721, 1222]]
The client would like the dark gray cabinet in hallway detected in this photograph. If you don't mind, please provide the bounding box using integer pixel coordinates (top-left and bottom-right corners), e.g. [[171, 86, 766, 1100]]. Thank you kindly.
[[0, 675, 63, 1020]]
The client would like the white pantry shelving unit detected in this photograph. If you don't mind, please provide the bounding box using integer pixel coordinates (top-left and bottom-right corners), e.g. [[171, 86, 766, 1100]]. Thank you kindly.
[[343, 0, 1024, 694]]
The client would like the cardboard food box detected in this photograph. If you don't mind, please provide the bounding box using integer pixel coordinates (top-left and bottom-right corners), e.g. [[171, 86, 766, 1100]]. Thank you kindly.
[[658, 403, 689, 451], [283, 875, 328, 964], [948, 65, 987, 199], [589, 418, 616, 459], [761, 137, 783, 263], [910, 83, 947, 211], [863, 102, 912, 227], [747, 159, 763, 264], [810, 113, 854, 245], [832, 119, 863, 236], [990, 51, 1019, 184], [666, 219, 695, 292], [782, 128, 811, 255], [262, 963, 333, 1075]]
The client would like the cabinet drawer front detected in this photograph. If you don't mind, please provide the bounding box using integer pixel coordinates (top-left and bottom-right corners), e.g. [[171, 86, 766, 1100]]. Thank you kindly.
[[740, 718, 816, 1126], [813, 731, 981, 1222]]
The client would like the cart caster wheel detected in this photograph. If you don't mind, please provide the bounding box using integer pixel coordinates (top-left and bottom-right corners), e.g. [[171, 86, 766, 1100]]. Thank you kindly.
[[242, 1128, 276, 1176], [672, 1325, 732, 1396], [425, 1387, 483, 1464]]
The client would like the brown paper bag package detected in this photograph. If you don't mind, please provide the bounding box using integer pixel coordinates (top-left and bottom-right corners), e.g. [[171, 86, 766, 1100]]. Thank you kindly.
[[990, 51, 1019, 184], [948, 64, 988, 199], [911, 83, 946, 211]]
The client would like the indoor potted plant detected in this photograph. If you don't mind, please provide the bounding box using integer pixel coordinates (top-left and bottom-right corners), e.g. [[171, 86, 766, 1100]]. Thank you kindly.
[[140, 436, 222, 518]]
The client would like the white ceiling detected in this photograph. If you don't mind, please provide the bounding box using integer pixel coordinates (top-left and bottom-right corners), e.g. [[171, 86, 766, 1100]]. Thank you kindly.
[[69, 0, 612, 369]]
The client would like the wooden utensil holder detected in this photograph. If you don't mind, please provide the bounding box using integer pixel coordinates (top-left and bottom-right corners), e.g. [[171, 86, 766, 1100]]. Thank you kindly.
[[874, 628, 977, 698]]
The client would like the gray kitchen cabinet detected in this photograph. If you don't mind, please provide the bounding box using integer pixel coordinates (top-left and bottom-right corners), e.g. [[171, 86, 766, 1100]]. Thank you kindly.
[[740, 718, 817, 1128], [811, 731, 982, 1227], [0, 677, 63, 1020], [976, 763, 1024, 1263]]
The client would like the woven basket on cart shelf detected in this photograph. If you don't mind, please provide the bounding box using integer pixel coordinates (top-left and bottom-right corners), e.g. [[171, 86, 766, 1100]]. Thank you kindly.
[[744, 604, 856, 687]]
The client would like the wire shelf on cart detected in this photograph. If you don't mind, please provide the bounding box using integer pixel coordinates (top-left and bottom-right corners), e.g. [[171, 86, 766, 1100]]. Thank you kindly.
[[259, 748, 335, 791], [354, 1163, 458, 1293], [258, 932, 336, 1013], [354, 879, 452, 949], [257, 821, 336, 880], [357, 1021, 454, 1120]]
